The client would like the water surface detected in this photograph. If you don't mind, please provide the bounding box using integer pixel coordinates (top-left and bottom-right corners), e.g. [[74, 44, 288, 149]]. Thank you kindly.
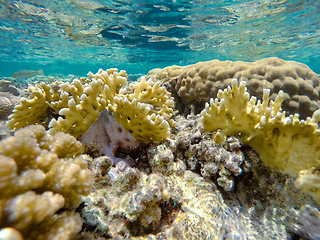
[[0, 0, 319, 77]]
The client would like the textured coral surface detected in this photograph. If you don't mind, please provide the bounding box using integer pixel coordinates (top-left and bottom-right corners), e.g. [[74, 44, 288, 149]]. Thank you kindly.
[[146, 57, 320, 119], [0, 125, 93, 240], [0, 92, 20, 120]]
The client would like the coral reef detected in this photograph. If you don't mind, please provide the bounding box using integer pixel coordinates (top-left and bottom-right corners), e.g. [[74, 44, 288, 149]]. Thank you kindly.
[[79, 59, 320, 239], [81, 159, 170, 238], [3, 58, 320, 240], [0, 125, 93, 240], [79, 143, 319, 239], [6, 69, 174, 144], [146, 57, 320, 118]]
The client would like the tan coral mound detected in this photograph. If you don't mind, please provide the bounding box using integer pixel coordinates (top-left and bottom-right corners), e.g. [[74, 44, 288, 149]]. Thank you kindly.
[[146, 57, 320, 119], [0, 92, 20, 120], [0, 125, 93, 239], [201, 79, 320, 203]]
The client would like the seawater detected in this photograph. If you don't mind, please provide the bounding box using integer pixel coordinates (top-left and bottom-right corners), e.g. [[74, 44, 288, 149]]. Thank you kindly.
[[0, 0, 319, 78]]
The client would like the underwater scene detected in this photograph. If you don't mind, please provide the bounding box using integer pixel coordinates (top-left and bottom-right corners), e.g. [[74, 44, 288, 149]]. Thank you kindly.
[[0, 0, 320, 239]]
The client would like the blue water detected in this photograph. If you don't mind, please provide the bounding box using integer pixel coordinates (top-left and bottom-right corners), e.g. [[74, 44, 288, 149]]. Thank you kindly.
[[0, 0, 319, 78]]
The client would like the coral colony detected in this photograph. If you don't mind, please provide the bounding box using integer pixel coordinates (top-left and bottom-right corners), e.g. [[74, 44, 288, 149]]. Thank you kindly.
[[1, 57, 320, 239]]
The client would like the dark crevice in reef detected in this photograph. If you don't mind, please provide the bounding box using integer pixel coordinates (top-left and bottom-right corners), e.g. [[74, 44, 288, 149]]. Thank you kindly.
[[127, 198, 182, 237]]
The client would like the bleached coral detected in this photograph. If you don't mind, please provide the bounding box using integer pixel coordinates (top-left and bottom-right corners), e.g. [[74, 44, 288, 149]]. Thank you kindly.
[[79, 110, 140, 165], [0, 125, 93, 239], [82, 160, 169, 237]]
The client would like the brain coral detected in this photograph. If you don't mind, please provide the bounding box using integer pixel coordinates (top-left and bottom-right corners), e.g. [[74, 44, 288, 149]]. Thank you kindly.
[[146, 57, 320, 119], [0, 92, 20, 120], [0, 125, 93, 239]]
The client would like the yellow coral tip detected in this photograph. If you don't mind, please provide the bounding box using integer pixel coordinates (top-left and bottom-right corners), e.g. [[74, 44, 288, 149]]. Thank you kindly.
[[0, 228, 23, 240], [311, 109, 320, 124]]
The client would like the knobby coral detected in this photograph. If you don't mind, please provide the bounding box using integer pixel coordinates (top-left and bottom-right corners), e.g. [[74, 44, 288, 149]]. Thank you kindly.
[[0, 125, 93, 239], [201, 78, 320, 203]]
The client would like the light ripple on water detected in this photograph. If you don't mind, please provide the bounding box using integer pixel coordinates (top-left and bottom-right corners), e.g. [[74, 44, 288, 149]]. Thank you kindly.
[[0, 0, 319, 76]]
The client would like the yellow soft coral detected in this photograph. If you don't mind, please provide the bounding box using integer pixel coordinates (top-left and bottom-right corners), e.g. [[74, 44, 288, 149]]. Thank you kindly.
[[7, 69, 174, 143], [295, 168, 320, 204], [110, 96, 171, 143], [119, 76, 174, 119], [109, 76, 174, 143], [7, 69, 127, 137], [201, 79, 320, 202], [48, 69, 128, 137]]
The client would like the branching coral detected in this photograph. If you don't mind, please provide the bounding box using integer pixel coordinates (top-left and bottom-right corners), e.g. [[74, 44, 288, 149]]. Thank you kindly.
[[0, 125, 93, 239], [108, 76, 174, 143], [6, 69, 174, 143], [6, 81, 61, 130], [201, 78, 320, 202]]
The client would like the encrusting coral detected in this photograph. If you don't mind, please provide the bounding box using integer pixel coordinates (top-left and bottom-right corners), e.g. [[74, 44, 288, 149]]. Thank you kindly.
[[81, 159, 171, 238], [201, 78, 320, 203], [80, 148, 320, 239], [146, 57, 320, 119], [0, 125, 93, 240], [6, 69, 174, 144]]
